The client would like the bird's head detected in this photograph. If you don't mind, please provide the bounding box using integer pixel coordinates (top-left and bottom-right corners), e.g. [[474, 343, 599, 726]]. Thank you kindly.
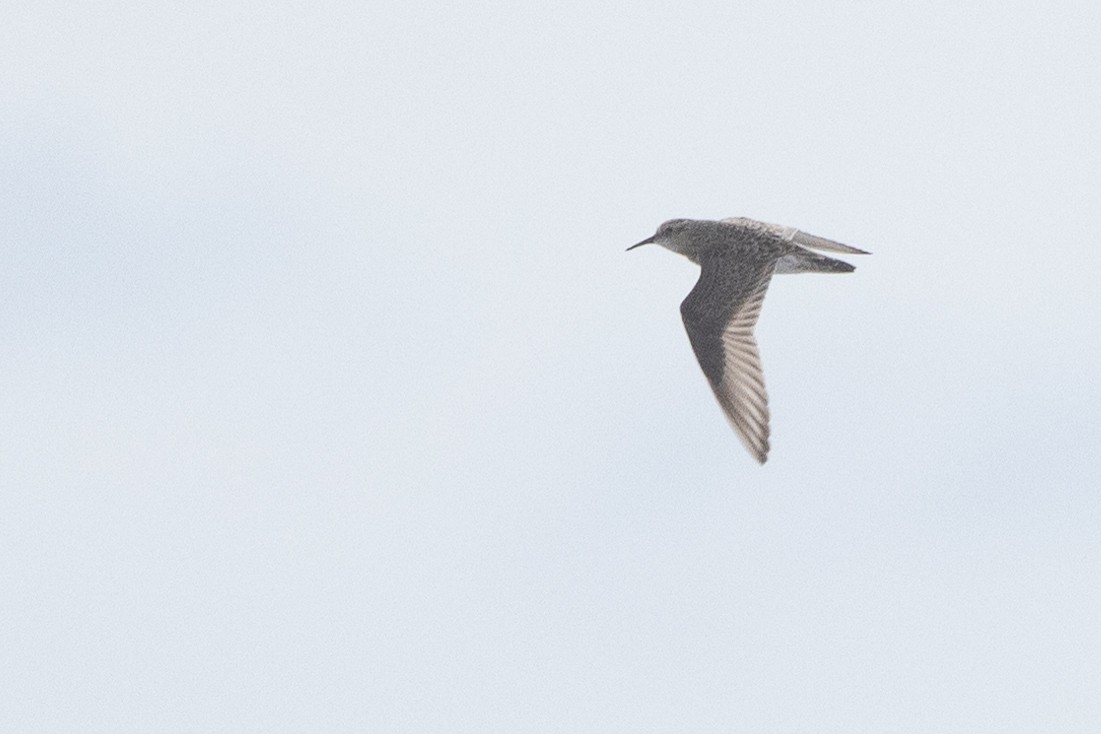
[[627, 218, 704, 261]]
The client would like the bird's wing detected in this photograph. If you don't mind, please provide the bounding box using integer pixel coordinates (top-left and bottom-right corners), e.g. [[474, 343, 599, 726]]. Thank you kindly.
[[788, 229, 869, 255], [680, 253, 776, 464], [720, 217, 870, 255]]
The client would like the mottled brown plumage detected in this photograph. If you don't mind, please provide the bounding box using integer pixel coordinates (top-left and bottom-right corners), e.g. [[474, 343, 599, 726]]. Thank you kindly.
[[629, 217, 869, 464]]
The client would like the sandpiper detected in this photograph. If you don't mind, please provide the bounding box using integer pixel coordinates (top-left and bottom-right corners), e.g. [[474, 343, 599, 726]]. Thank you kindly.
[[629, 217, 869, 464]]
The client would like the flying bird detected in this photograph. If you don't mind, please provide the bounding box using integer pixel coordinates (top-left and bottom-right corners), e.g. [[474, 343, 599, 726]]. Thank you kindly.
[[629, 217, 869, 464]]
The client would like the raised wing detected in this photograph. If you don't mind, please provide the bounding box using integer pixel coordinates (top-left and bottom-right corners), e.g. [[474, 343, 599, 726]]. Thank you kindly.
[[788, 229, 869, 255], [720, 217, 870, 255], [680, 252, 776, 464]]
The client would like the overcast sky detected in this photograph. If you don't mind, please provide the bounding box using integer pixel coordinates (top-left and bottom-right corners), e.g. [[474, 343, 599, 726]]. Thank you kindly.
[[3, 1, 1101, 732]]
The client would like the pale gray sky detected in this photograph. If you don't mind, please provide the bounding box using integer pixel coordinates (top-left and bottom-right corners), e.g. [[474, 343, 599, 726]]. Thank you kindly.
[[3, 1, 1100, 732]]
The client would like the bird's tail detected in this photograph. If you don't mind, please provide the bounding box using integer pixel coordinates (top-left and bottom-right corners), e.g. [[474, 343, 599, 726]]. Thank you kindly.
[[773, 248, 856, 274]]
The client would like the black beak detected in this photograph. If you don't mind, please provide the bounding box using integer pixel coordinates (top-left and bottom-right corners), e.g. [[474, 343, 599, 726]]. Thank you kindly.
[[627, 235, 655, 251]]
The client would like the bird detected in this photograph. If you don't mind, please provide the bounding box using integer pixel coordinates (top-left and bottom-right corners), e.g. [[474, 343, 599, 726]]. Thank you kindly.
[[628, 217, 869, 464]]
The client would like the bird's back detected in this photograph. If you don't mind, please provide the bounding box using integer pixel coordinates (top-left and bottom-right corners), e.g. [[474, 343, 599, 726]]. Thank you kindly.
[[679, 218, 792, 264]]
